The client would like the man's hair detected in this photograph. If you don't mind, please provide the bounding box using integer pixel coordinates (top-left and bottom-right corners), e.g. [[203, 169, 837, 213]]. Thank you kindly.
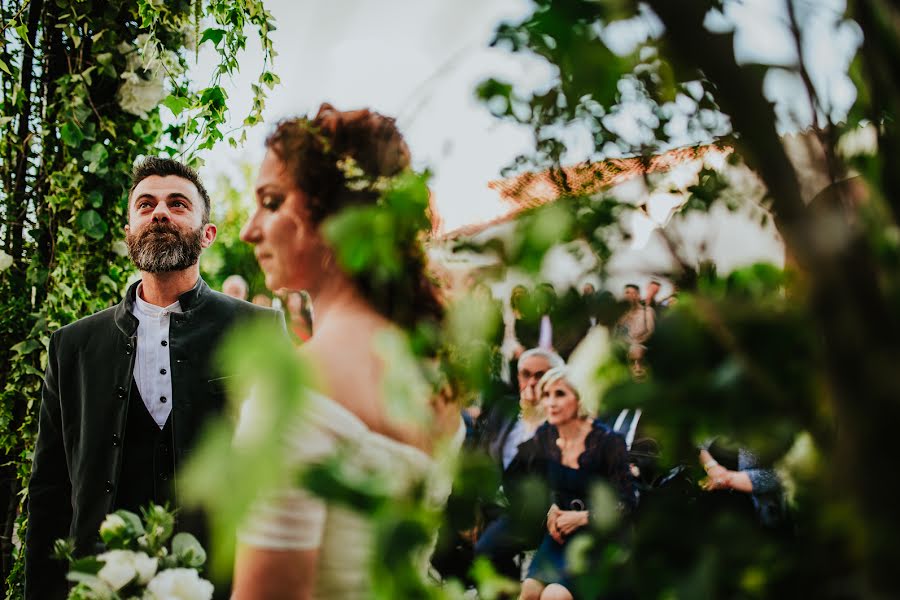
[[222, 274, 249, 295], [518, 347, 565, 372], [129, 157, 211, 223], [624, 283, 640, 292]]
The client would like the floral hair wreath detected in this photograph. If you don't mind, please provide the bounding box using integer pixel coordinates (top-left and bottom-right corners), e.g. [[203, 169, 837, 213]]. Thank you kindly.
[[335, 156, 395, 194], [289, 113, 404, 199]]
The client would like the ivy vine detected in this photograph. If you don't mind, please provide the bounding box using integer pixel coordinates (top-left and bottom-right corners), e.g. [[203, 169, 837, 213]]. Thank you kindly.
[[0, 0, 277, 595]]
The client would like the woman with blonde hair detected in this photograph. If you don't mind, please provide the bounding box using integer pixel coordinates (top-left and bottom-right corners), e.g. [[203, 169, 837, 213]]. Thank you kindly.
[[516, 367, 635, 600]]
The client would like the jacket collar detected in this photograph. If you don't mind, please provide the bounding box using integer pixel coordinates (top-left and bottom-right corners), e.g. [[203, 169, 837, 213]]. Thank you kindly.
[[114, 277, 209, 336]]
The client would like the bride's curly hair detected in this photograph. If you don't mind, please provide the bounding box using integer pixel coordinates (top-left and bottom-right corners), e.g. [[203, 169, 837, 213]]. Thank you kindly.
[[265, 103, 443, 330]]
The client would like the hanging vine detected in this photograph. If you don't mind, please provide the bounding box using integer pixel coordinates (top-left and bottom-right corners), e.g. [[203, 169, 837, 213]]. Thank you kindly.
[[0, 0, 277, 595]]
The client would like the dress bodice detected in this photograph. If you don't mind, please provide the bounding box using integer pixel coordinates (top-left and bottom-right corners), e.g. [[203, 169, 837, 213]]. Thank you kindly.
[[237, 390, 465, 598], [527, 420, 636, 513]]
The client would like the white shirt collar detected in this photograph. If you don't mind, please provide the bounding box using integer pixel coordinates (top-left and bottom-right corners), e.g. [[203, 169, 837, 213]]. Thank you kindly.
[[134, 282, 183, 317]]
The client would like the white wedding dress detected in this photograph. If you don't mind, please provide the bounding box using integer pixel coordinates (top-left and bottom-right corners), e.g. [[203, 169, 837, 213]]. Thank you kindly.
[[237, 390, 465, 598]]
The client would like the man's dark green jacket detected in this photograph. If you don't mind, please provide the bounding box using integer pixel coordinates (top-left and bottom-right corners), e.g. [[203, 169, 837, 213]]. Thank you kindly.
[[24, 278, 284, 599]]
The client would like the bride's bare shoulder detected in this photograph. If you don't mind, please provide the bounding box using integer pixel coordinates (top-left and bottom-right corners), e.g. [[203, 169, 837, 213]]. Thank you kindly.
[[297, 319, 384, 416]]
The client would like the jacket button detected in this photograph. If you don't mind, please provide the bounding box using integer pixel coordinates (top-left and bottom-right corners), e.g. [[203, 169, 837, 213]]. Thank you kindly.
[[112, 433, 120, 447], [125, 343, 133, 355], [105, 481, 113, 493], [116, 386, 126, 399]]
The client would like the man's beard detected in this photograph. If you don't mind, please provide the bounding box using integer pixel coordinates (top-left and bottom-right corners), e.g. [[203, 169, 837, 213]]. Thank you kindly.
[[126, 221, 204, 273]]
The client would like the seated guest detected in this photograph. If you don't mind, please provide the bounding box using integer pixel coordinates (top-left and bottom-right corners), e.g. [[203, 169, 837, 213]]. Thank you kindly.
[[222, 273, 249, 300], [251, 293, 272, 307], [699, 439, 787, 530], [517, 367, 636, 600], [473, 348, 565, 579]]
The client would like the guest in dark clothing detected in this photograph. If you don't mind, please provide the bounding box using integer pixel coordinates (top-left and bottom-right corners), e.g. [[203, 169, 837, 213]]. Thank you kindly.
[[518, 367, 636, 600], [25, 158, 284, 600], [473, 348, 565, 579], [699, 439, 787, 530]]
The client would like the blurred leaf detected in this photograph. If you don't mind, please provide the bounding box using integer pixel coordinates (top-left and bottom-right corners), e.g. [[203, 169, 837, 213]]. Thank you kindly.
[[76, 210, 108, 240], [172, 532, 207, 568]]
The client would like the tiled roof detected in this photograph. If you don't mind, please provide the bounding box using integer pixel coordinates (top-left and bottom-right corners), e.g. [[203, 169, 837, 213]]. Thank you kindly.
[[440, 143, 729, 241]]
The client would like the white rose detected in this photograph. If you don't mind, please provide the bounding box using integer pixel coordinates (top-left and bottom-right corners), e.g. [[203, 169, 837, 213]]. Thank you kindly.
[[837, 123, 878, 159], [133, 552, 159, 584], [0, 250, 13, 272], [161, 49, 184, 76], [99, 514, 126, 539], [97, 550, 157, 590], [181, 24, 197, 52], [117, 77, 167, 119], [120, 70, 141, 84], [146, 568, 214, 600]]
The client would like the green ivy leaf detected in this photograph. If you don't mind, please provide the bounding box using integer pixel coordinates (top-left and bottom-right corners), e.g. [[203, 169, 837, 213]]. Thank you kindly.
[[0, 59, 11, 75], [76, 210, 109, 240], [87, 190, 103, 208], [82, 143, 108, 174], [200, 28, 226, 47], [10, 339, 41, 356], [260, 71, 280, 89], [68, 556, 103, 576], [162, 94, 191, 117], [60, 122, 85, 148], [200, 86, 227, 109]]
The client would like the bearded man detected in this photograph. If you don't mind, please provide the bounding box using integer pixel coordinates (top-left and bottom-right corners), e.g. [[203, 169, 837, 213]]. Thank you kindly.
[[25, 157, 284, 599]]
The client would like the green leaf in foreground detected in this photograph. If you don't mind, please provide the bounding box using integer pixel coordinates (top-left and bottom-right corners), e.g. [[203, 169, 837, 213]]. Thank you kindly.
[[179, 319, 313, 580]]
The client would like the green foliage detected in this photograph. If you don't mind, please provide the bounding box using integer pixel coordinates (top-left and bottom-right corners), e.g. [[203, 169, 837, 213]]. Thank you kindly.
[[464, 0, 900, 597], [0, 0, 278, 595], [323, 170, 432, 284], [199, 163, 266, 296], [181, 319, 311, 579], [58, 505, 211, 599]]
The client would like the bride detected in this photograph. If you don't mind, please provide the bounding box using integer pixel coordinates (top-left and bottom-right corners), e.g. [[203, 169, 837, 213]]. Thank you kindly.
[[232, 103, 464, 598]]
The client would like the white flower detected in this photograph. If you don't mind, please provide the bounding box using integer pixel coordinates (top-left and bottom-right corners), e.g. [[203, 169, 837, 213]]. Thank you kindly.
[[97, 550, 158, 591], [837, 123, 878, 159], [120, 70, 141, 84], [112, 240, 129, 257], [117, 76, 167, 119], [146, 568, 214, 600], [181, 24, 197, 52], [0, 250, 13, 272], [99, 514, 127, 539]]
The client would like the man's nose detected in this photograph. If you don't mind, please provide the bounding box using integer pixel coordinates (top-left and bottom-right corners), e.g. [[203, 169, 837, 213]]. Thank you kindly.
[[151, 204, 171, 222]]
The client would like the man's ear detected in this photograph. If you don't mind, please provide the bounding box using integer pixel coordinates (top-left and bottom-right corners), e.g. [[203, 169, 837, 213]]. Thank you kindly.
[[201, 223, 217, 248], [124, 224, 130, 235]]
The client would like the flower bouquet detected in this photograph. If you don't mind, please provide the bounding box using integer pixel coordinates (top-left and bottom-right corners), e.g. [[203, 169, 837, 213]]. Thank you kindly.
[[54, 504, 214, 600]]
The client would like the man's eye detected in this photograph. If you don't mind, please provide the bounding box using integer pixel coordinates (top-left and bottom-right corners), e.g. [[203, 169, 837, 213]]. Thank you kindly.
[[171, 200, 186, 208]]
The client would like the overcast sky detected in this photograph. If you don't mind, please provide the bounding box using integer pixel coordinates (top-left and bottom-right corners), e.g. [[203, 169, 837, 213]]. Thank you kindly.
[[193, 0, 860, 234], [195, 0, 542, 232]]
